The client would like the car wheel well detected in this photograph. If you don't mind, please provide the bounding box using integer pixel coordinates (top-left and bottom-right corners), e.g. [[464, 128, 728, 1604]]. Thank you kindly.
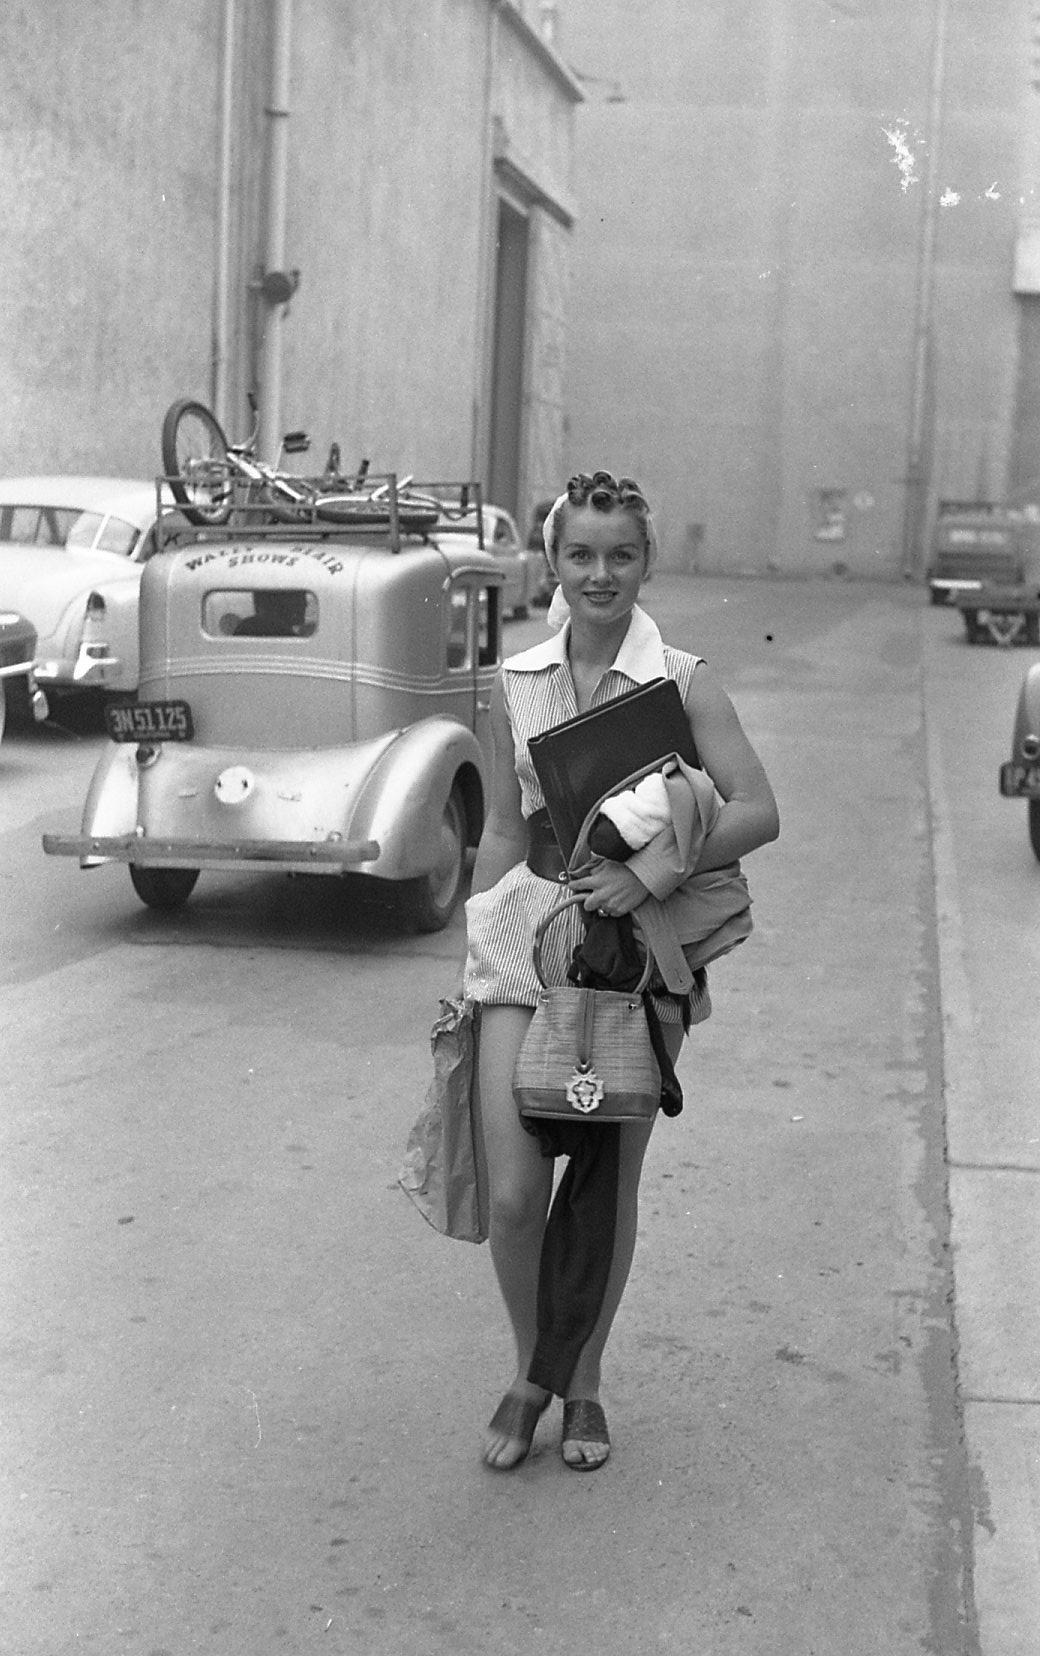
[[453, 762, 485, 846]]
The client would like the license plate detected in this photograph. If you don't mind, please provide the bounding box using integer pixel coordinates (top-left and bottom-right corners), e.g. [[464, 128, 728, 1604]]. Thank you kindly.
[[999, 759, 1040, 797], [105, 700, 194, 742]]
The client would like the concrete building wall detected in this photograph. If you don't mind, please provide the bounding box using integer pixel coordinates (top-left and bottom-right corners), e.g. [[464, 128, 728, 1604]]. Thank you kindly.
[[557, 0, 1030, 577], [0, 0, 222, 476], [0, 0, 577, 533]]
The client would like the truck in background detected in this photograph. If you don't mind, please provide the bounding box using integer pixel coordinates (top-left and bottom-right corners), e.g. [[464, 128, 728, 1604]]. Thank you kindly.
[[927, 499, 1040, 645]]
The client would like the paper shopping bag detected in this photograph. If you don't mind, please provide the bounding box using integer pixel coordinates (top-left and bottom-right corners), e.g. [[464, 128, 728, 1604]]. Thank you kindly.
[[398, 997, 488, 1244]]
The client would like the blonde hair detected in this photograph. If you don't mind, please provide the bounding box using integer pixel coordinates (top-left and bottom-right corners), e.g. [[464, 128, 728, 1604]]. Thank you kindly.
[[543, 470, 654, 564]]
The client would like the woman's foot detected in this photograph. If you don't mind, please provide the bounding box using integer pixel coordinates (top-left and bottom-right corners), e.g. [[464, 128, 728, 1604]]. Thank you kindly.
[[561, 1398, 610, 1470], [483, 1384, 551, 1470]]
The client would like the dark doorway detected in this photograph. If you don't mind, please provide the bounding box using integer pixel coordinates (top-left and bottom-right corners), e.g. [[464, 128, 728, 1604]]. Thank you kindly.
[[487, 198, 529, 517]]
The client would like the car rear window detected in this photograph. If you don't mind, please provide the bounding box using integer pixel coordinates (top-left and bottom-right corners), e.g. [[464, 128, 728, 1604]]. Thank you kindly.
[[0, 504, 138, 554], [944, 527, 1009, 546], [202, 589, 317, 639]]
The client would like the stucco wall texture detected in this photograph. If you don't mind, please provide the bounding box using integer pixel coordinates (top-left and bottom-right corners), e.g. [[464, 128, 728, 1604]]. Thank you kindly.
[[1, 1, 221, 477], [0, 0, 575, 522], [559, 0, 1030, 577]]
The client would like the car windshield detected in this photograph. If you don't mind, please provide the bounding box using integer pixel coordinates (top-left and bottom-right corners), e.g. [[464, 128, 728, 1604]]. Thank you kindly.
[[0, 504, 139, 555]]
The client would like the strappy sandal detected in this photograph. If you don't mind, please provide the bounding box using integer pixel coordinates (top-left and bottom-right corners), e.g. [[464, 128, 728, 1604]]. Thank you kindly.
[[483, 1391, 550, 1471], [561, 1399, 610, 1471]]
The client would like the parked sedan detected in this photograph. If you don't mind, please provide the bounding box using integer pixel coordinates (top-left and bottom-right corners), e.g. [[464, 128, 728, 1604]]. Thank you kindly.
[[0, 476, 177, 708], [433, 503, 550, 618]]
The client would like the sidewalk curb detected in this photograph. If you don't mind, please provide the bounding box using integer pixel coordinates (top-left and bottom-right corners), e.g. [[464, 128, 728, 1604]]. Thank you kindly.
[[921, 625, 1040, 1656]]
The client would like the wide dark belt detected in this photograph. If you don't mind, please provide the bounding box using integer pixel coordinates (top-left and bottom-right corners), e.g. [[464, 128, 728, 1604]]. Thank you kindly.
[[526, 807, 569, 883]]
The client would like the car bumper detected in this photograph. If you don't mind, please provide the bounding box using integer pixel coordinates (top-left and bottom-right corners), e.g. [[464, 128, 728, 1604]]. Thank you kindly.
[[930, 579, 982, 598], [0, 661, 49, 720], [41, 831, 381, 872]]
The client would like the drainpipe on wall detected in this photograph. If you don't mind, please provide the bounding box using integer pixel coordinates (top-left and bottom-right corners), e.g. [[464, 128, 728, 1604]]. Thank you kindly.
[[900, 0, 949, 579], [471, 0, 502, 484], [210, 0, 236, 426], [258, 0, 294, 463]]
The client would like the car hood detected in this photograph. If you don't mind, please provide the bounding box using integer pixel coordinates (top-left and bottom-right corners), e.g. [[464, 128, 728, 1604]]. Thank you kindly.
[[0, 541, 142, 633]]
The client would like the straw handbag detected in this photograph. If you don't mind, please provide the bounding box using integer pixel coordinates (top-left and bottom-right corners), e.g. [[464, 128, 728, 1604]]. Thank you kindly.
[[513, 896, 661, 1124]]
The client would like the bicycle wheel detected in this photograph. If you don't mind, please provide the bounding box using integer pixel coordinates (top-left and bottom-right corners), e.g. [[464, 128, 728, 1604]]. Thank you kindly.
[[314, 492, 392, 526], [162, 399, 233, 526], [315, 491, 440, 531]]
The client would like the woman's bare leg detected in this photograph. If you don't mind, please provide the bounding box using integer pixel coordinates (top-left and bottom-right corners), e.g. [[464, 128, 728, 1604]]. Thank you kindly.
[[563, 1020, 685, 1465], [475, 1004, 554, 1466]]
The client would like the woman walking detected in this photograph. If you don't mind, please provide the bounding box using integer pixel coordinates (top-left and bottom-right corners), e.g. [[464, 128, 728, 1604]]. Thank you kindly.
[[464, 471, 779, 1471]]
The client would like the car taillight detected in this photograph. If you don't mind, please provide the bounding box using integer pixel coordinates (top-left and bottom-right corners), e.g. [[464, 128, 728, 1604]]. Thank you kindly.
[[85, 591, 106, 618]]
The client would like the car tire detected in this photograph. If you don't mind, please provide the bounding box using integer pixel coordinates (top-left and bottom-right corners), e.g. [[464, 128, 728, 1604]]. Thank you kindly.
[[129, 865, 200, 911], [512, 603, 529, 621], [399, 785, 467, 933], [1029, 801, 1040, 864], [1, 675, 36, 727], [962, 610, 979, 643], [0, 681, 6, 745]]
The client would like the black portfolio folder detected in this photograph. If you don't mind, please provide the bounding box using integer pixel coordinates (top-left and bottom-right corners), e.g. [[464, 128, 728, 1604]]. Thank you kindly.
[[528, 677, 700, 859]]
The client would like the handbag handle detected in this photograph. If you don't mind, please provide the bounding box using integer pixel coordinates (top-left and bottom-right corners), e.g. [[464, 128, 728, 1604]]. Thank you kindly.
[[531, 894, 656, 995]]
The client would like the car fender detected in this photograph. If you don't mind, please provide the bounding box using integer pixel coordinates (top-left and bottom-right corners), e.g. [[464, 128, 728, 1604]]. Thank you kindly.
[[36, 572, 142, 689], [68, 576, 141, 690], [84, 577, 141, 688], [1012, 661, 1040, 757], [77, 742, 140, 864], [347, 716, 486, 881]]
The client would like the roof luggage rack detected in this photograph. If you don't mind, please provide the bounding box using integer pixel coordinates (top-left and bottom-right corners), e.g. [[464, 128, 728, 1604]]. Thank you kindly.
[[154, 474, 486, 556]]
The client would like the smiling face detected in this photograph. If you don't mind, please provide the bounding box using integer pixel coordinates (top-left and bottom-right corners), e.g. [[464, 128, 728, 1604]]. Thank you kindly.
[[553, 503, 648, 628]]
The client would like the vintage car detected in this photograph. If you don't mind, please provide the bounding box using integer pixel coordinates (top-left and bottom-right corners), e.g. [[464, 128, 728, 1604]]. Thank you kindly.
[[0, 611, 48, 741], [998, 660, 1040, 861], [42, 487, 505, 930], [0, 476, 183, 708], [433, 502, 549, 618], [927, 499, 1037, 606], [926, 497, 1040, 643]]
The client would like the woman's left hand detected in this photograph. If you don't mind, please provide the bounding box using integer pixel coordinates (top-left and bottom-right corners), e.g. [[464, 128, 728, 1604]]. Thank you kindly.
[[570, 858, 650, 917]]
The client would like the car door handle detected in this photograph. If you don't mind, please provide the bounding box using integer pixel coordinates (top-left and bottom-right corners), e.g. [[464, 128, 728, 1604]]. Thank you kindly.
[[476, 698, 490, 712]]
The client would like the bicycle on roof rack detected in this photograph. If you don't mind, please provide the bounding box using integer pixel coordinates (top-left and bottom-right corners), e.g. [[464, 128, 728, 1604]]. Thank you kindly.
[[161, 395, 446, 534]]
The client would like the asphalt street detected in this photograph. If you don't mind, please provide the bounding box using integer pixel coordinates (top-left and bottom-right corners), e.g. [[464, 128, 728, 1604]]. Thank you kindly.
[[2, 575, 1037, 1656]]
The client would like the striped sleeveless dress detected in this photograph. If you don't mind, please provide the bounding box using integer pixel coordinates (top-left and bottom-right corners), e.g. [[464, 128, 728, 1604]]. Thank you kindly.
[[463, 615, 704, 1021]]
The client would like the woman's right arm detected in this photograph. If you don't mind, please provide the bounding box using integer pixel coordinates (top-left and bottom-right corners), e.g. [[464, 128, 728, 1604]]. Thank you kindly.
[[469, 670, 528, 897]]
